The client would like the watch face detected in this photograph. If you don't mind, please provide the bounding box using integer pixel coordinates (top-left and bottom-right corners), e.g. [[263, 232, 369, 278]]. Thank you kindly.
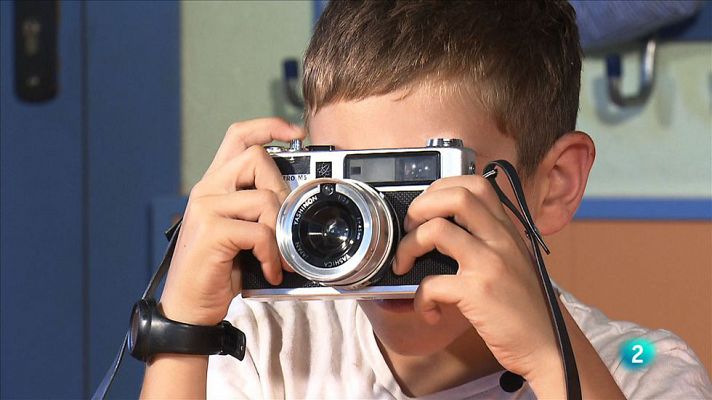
[[129, 304, 140, 351]]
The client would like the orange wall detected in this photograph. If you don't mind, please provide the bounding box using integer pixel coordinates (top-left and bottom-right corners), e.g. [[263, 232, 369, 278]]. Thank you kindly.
[[546, 220, 712, 377]]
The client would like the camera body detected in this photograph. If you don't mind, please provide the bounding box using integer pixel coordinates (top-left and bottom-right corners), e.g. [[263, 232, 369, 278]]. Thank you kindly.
[[240, 138, 476, 300]]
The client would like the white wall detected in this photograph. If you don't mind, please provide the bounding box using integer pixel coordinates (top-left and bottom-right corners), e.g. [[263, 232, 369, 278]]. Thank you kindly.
[[181, 0, 311, 192], [579, 42, 712, 198]]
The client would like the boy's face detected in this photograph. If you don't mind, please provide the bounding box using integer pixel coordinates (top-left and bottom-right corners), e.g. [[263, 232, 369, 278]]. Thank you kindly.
[[308, 84, 523, 356]]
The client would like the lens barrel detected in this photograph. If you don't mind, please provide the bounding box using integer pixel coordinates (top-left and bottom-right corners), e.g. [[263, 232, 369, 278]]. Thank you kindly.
[[277, 178, 397, 289]]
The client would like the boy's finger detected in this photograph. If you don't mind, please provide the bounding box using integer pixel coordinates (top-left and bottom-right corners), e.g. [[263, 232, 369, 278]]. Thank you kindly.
[[217, 218, 283, 286], [393, 217, 489, 275], [200, 190, 295, 273], [206, 118, 305, 175], [197, 189, 281, 230], [200, 145, 291, 201], [425, 175, 508, 221], [404, 186, 507, 241], [280, 255, 296, 273], [413, 274, 464, 325]]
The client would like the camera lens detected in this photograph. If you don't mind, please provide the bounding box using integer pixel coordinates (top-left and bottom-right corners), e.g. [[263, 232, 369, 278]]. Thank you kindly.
[[277, 178, 398, 288], [300, 202, 357, 262]]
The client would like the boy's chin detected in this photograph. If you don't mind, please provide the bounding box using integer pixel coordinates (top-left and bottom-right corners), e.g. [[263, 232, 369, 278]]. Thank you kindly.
[[358, 299, 471, 356]]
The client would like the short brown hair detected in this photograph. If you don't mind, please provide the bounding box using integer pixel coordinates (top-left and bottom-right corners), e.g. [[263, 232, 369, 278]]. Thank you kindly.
[[303, 0, 581, 175]]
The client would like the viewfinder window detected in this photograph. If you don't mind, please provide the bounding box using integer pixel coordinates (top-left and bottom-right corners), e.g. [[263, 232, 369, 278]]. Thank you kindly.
[[344, 152, 440, 185]]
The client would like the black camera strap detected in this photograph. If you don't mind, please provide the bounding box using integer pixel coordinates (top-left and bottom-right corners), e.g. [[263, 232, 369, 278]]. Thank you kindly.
[[91, 220, 183, 400], [483, 160, 581, 400]]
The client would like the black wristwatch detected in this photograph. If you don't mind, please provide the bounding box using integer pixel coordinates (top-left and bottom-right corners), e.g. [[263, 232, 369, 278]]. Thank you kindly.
[[128, 298, 246, 362]]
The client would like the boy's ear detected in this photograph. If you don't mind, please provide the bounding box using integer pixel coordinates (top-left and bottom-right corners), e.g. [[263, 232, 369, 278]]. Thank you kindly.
[[532, 131, 595, 236]]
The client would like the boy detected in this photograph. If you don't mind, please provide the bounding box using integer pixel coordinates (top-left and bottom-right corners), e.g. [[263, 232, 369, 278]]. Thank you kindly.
[[141, 1, 711, 398]]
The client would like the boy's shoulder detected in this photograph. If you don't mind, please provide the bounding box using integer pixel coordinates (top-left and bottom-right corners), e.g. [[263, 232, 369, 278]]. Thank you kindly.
[[560, 289, 711, 398]]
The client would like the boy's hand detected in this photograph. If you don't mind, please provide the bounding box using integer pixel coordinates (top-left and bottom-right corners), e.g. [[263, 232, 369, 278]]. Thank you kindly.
[[393, 175, 562, 388], [159, 118, 305, 326]]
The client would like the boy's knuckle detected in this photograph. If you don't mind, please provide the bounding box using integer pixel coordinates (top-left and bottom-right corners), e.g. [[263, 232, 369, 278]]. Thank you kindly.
[[418, 275, 436, 291], [225, 122, 248, 147], [226, 122, 243, 136], [253, 224, 275, 243], [426, 179, 442, 191], [426, 217, 451, 235], [189, 180, 207, 197], [244, 144, 261, 155], [469, 176, 490, 197], [483, 252, 507, 281], [187, 210, 212, 238], [452, 187, 473, 208], [257, 189, 280, 205], [246, 144, 269, 160], [187, 196, 208, 216]]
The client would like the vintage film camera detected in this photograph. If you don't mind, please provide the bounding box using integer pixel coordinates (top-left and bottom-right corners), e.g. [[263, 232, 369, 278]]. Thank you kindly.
[[240, 138, 476, 300]]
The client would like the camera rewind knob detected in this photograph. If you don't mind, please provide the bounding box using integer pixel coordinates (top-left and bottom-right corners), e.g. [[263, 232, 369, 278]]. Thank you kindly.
[[426, 138, 463, 148], [289, 139, 303, 152]]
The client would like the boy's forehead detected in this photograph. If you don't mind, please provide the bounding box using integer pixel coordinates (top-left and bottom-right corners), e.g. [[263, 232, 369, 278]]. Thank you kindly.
[[307, 86, 514, 160]]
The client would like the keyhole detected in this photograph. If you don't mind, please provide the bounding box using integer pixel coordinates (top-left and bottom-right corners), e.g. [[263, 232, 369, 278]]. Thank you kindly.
[[22, 18, 41, 56]]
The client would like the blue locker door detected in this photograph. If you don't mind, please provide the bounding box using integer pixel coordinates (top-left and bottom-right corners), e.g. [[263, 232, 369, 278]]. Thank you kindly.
[[85, 2, 180, 397], [1, 1, 86, 398], [1, 1, 180, 397]]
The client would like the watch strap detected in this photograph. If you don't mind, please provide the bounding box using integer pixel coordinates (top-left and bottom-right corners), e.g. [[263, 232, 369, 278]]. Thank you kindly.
[[131, 298, 246, 362]]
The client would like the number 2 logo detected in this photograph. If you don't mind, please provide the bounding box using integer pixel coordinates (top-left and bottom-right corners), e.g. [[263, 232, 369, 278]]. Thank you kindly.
[[631, 344, 644, 364], [620, 338, 655, 370]]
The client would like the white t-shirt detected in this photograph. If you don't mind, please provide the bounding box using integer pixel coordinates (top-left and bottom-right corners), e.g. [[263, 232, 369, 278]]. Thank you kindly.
[[207, 289, 711, 399]]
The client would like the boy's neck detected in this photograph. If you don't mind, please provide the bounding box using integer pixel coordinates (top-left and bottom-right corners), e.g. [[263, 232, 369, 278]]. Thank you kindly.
[[375, 328, 503, 397]]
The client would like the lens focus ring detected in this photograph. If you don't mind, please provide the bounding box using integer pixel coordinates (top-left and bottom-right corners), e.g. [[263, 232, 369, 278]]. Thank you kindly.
[[276, 178, 396, 289]]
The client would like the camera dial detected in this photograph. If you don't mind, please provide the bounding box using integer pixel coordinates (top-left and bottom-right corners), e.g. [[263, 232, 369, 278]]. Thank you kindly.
[[426, 138, 463, 148], [265, 145, 285, 154], [288, 139, 304, 152]]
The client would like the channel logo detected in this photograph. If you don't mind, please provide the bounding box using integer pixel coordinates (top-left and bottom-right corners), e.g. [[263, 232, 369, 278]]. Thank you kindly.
[[620, 338, 656, 370]]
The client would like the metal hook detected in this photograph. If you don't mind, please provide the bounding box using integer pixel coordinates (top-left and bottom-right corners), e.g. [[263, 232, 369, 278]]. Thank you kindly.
[[606, 37, 657, 107], [283, 58, 304, 108]]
